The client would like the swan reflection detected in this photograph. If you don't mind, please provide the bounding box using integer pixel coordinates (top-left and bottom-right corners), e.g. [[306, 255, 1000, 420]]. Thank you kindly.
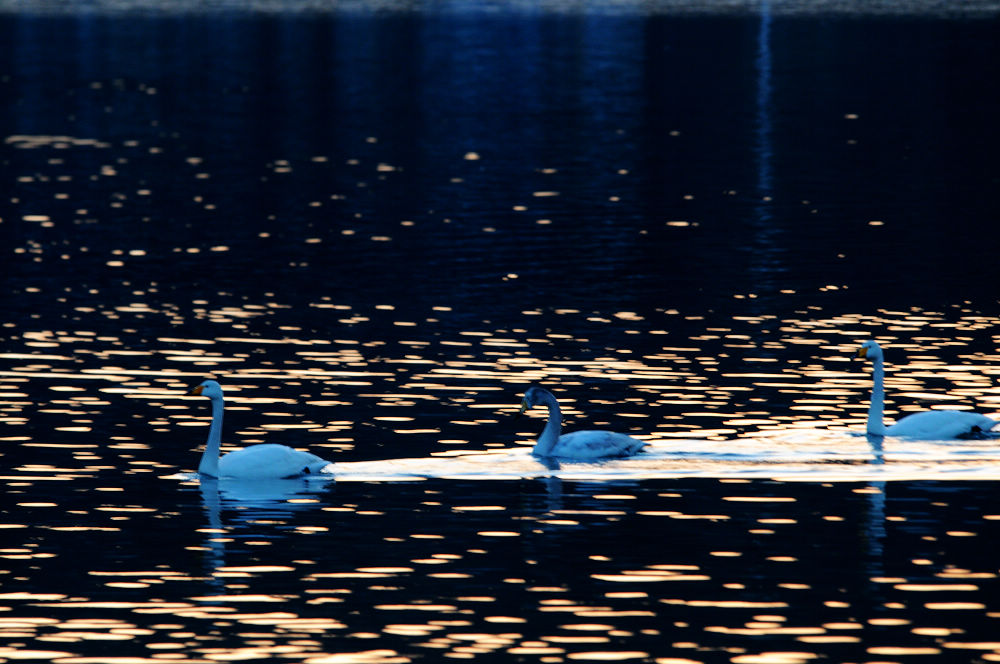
[[194, 477, 333, 588], [204, 477, 333, 506], [867, 433, 885, 466]]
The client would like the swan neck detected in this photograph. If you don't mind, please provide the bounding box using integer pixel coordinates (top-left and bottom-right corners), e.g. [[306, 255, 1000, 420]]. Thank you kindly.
[[867, 357, 887, 435], [532, 396, 563, 456], [198, 396, 224, 477]]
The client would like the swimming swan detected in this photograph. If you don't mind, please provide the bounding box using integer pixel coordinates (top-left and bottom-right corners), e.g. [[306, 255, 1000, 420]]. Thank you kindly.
[[855, 340, 996, 439], [187, 380, 331, 479], [517, 386, 646, 459]]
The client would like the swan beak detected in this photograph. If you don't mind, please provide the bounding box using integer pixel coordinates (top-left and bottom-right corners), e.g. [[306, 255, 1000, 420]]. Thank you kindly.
[[854, 347, 868, 360], [515, 399, 529, 420], [187, 385, 205, 396]]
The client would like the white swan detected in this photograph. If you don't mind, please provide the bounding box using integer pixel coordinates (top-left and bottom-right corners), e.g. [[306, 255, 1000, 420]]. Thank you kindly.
[[517, 386, 646, 459], [187, 380, 331, 479], [855, 340, 996, 439]]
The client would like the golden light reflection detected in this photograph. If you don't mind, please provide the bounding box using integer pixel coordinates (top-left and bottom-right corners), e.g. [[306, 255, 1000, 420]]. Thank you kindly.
[[730, 654, 820, 663], [31, 300, 997, 451], [4, 283, 1000, 660], [303, 650, 410, 663]]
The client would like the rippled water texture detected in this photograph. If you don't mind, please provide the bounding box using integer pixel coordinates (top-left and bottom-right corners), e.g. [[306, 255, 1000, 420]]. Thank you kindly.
[[2, 1, 1000, 663]]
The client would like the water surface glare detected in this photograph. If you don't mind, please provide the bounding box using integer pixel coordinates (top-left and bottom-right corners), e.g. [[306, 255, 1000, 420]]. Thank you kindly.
[[2, 2, 1000, 663], [3, 476, 1000, 663]]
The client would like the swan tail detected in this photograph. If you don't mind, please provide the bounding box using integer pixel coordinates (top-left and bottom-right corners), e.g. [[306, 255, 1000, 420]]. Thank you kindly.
[[302, 460, 334, 476]]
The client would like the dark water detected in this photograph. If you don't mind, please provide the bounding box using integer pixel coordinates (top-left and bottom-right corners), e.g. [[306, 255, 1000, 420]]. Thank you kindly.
[[4, 478, 1000, 662], [2, 2, 1000, 663]]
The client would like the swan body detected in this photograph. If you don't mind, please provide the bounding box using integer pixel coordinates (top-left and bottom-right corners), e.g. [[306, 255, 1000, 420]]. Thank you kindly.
[[518, 386, 645, 459], [855, 341, 996, 439], [187, 380, 331, 479]]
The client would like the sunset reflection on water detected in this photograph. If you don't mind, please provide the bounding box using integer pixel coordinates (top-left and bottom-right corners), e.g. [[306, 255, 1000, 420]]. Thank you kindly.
[[3, 304, 999, 468], [3, 2, 1000, 662], [3, 299, 1000, 661], [2, 476, 1000, 662]]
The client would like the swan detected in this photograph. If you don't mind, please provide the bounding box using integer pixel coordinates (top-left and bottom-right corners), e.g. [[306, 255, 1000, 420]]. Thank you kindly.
[[186, 380, 331, 479], [855, 340, 996, 439], [517, 386, 646, 459]]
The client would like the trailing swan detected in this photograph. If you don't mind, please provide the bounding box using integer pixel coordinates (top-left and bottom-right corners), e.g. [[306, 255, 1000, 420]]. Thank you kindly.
[[855, 340, 996, 439]]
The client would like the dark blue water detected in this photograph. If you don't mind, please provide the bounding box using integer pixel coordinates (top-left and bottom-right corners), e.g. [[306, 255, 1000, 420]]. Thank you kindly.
[[2, 4, 1000, 662], [3, 8, 999, 317]]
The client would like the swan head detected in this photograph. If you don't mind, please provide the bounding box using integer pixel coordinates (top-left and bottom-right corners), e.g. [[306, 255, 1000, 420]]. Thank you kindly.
[[855, 340, 884, 361], [188, 379, 224, 400], [518, 386, 555, 416]]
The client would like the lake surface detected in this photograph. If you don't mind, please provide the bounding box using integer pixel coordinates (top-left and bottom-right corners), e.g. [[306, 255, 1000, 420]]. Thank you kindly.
[[2, 1, 1000, 662]]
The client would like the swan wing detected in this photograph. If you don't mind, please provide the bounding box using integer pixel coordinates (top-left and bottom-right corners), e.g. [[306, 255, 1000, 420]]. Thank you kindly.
[[887, 411, 996, 440], [548, 430, 645, 460], [218, 444, 330, 479]]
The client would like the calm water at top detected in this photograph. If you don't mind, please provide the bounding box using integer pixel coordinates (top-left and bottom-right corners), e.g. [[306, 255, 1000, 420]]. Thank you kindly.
[[2, 2, 1000, 663]]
